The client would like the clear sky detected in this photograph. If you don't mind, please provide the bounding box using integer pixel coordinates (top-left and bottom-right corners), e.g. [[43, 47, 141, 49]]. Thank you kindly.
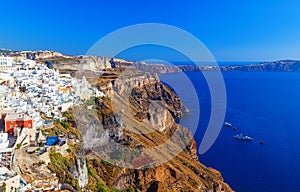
[[0, 0, 300, 61]]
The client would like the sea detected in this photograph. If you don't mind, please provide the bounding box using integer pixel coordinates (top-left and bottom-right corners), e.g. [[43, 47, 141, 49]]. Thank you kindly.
[[160, 66, 300, 192]]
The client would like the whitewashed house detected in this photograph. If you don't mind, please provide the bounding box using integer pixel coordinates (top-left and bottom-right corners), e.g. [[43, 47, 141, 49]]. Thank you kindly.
[[0, 56, 14, 71]]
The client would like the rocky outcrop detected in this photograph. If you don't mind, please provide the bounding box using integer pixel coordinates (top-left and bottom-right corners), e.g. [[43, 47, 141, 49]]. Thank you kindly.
[[111, 70, 158, 95], [51, 56, 112, 71], [71, 153, 89, 188], [9, 50, 73, 61], [13, 148, 60, 191], [129, 81, 183, 123], [10, 51, 112, 71], [110, 58, 182, 74]]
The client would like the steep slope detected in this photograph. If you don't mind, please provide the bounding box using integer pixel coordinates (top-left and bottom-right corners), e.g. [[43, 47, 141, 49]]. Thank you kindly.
[[70, 69, 233, 191]]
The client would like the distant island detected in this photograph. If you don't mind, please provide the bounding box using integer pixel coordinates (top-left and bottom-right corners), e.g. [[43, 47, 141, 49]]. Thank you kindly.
[[180, 60, 300, 72]]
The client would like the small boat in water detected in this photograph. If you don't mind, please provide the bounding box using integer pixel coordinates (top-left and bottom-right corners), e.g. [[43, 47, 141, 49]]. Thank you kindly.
[[234, 133, 253, 141], [224, 122, 232, 127]]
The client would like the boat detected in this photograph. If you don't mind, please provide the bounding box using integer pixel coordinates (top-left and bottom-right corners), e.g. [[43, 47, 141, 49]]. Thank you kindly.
[[234, 133, 253, 141], [224, 122, 232, 127]]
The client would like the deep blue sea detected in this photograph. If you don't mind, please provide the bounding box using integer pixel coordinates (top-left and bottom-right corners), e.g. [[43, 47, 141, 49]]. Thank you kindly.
[[171, 61, 259, 66], [160, 71, 300, 192]]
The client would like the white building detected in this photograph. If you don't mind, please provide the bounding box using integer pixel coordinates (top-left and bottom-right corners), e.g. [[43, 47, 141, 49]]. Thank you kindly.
[[0, 133, 9, 149], [0, 56, 14, 71], [21, 59, 36, 68]]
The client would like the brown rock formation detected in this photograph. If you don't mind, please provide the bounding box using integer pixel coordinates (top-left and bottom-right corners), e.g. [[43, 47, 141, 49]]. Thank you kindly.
[[9, 50, 73, 61], [73, 70, 233, 191]]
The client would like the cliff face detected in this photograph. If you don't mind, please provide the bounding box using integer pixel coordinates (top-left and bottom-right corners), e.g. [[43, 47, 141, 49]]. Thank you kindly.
[[70, 151, 89, 188], [128, 80, 183, 123], [68, 68, 233, 191], [86, 147, 232, 191], [51, 56, 112, 71], [9, 51, 110, 70], [110, 58, 182, 73], [9, 50, 73, 61], [73, 107, 227, 192]]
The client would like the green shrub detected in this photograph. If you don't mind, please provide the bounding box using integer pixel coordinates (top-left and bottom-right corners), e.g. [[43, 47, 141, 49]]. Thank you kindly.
[[47, 150, 79, 190], [97, 182, 106, 192], [127, 187, 135, 192], [101, 159, 112, 166], [56, 119, 68, 128], [86, 96, 97, 106], [16, 143, 21, 149]]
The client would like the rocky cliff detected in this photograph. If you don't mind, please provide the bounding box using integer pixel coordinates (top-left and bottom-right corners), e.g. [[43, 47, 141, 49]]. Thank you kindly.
[[51, 56, 112, 71], [110, 58, 182, 73], [9, 50, 73, 61], [66, 66, 233, 191]]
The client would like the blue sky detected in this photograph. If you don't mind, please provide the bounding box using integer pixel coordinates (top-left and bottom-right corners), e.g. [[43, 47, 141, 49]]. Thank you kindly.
[[0, 0, 299, 61]]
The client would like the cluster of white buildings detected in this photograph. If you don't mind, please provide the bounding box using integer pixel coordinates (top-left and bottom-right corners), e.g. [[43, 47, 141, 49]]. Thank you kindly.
[[0, 56, 104, 122], [0, 63, 80, 127], [0, 56, 105, 145], [0, 56, 105, 190]]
